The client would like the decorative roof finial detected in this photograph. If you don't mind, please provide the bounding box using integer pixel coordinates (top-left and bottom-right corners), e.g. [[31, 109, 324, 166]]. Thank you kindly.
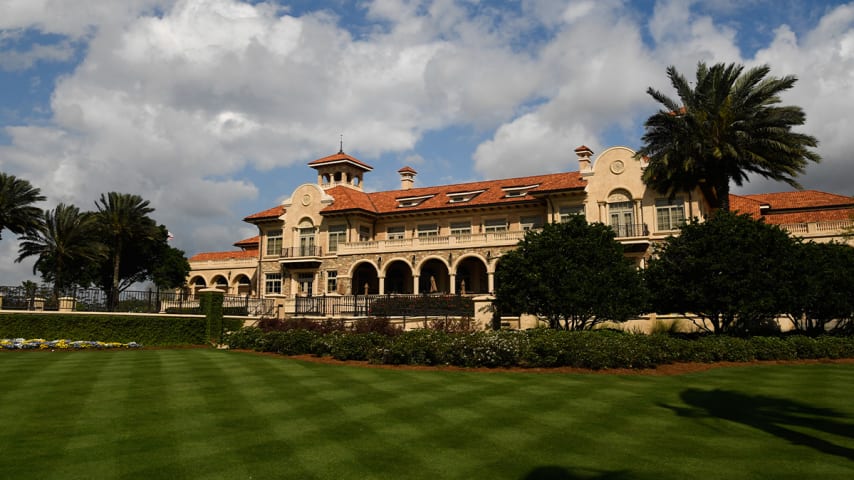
[[339, 134, 344, 154]]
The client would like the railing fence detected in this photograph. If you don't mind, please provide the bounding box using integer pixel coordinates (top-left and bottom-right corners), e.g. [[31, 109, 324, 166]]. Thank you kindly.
[[0, 286, 275, 317], [295, 293, 474, 319]]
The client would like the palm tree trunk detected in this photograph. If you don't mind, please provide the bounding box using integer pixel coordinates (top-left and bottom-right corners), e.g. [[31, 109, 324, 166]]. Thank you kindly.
[[111, 237, 122, 310]]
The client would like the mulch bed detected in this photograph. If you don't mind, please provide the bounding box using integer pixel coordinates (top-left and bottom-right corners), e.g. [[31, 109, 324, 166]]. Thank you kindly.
[[238, 350, 854, 376]]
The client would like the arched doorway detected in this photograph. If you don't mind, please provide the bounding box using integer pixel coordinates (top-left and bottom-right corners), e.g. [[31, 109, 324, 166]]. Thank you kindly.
[[233, 274, 251, 295], [385, 260, 414, 294], [211, 275, 228, 293], [455, 256, 488, 294], [352, 262, 380, 295], [190, 277, 206, 297], [419, 258, 449, 294]]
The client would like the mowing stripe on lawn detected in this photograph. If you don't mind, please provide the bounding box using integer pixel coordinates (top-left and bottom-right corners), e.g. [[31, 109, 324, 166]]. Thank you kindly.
[[2, 350, 852, 480]]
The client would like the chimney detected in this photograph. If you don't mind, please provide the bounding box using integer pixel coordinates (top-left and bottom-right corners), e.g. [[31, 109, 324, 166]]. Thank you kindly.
[[575, 145, 594, 174], [398, 166, 416, 190]]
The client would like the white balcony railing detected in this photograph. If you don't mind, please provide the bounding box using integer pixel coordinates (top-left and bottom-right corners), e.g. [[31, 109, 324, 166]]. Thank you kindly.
[[779, 220, 853, 236], [339, 231, 528, 254], [189, 257, 258, 268]]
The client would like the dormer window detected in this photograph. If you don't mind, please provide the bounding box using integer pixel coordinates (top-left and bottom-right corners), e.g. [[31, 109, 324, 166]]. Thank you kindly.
[[502, 184, 539, 198], [447, 189, 485, 204], [397, 194, 434, 208]]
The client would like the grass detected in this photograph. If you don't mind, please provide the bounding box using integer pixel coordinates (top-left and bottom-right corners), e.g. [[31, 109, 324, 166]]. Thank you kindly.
[[1, 350, 852, 479]]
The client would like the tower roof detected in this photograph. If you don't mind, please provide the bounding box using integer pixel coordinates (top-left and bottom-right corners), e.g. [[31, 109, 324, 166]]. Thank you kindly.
[[308, 151, 373, 172]]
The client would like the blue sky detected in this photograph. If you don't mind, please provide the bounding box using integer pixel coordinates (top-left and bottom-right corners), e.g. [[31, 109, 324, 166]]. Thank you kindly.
[[1, 0, 853, 284]]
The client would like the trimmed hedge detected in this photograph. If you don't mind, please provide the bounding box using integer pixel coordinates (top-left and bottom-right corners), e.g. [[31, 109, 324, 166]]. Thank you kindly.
[[0, 313, 243, 346], [224, 326, 854, 370]]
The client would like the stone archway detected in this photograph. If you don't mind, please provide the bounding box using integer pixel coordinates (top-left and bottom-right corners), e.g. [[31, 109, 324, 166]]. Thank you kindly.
[[384, 260, 414, 294], [352, 262, 380, 295], [455, 256, 488, 294], [233, 274, 251, 295], [190, 276, 206, 297], [419, 258, 449, 294], [211, 275, 228, 293]]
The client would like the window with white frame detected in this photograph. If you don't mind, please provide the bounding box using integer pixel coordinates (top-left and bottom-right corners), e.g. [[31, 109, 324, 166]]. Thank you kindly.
[[656, 198, 685, 231], [417, 223, 439, 238], [520, 215, 544, 231], [387, 225, 405, 240], [484, 218, 507, 233], [396, 194, 434, 208], [502, 184, 539, 198], [359, 226, 371, 242], [450, 221, 471, 235], [559, 205, 585, 222], [265, 273, 282, 294], [327, 224, 346, 252], [447, 190, 485, 203], [326, 270, 338, 294], [265, 231, 282, 256]]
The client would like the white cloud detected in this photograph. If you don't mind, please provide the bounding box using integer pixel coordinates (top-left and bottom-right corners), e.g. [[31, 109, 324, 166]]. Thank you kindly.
[[743, 3, 854, 195], [0, 0, 852, 286], [0, 40, 76, 71]]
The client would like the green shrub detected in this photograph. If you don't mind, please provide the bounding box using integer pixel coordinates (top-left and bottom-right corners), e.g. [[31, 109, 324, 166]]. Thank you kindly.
[[370, 329, 451, 365], [694, 336, 753, 362], [313, 332, 389, 361], [351, 317, 403, 336], [257, 330, 318, 355], [749, 336, 797, 360], [0, 312, 218, 345], [223, 326, 264, 350], [221, 325, 854, 369], [808, 336, 854, 359], [445, 331, 524, 368], [425, 317, 479, 333]]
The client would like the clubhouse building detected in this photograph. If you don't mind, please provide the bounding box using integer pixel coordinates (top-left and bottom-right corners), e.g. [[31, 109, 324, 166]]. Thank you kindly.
[[187, 145, 854, 317]]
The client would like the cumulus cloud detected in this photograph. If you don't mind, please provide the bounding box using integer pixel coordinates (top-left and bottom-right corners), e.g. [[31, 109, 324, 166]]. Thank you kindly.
[[0, 0, 852, 284]]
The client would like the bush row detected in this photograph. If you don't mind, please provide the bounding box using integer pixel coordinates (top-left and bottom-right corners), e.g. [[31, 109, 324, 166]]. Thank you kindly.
[[0, 313, 243, 346], [224, 327, 854, 369]]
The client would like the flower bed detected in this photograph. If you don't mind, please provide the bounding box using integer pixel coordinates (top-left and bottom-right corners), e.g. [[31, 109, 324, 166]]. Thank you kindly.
[[1, 338, 141, 350]]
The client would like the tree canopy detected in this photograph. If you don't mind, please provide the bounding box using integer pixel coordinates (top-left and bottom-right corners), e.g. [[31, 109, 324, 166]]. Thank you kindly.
[[0, 172, 45, 240], [16, 203, 105, 296], [784, 241, 854, 335], [636, 62, 820, 211], [645, 211, 797, 334], [11, 190, 189, 303], [95, 192, 160, 305], [494, 216, 647, 330]]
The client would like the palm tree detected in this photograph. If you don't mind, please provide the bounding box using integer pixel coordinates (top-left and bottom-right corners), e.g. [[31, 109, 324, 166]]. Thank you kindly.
[[95, 192, 158, 308], [0, 172, 46, 240], [15, 203, 105, 297], [636, 62, 821, 212]]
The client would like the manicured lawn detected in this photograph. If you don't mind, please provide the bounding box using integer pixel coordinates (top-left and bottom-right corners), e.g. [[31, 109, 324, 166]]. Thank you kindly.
[[1, 350, 852, 479]]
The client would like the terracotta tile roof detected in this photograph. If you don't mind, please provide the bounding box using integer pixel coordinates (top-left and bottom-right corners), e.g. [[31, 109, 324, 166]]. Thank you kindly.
[[731, 191, 854, 223], [729, 194, 764, 219], [398, 166, 417, 174], [189, 249, 258, 262], [233, 236, 259, 248], [761, 210, 853, 225], [308, 151, 374, 171], [738, 190, 854, 210], [574, 145, 593, 153], [321, 171, 586, 215], [244, 205, 285, 222]]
